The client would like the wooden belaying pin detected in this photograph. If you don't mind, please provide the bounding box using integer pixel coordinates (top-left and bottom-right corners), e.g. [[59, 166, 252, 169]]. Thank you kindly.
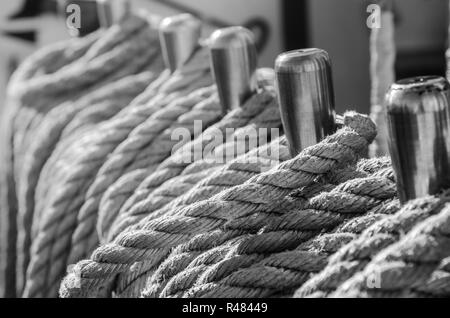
[[275, 48, 336, 156], [159, 14, 202, 73], [97, 0, 130, 28], [386, 76, 450, 203], [209, 26, 258, 115]]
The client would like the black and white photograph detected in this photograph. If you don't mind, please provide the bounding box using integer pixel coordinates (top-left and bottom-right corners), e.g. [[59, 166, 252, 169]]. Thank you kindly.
[[0, 0, 449, 303]]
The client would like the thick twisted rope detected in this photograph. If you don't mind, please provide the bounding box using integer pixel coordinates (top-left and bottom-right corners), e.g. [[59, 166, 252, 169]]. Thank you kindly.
[[31, 71, 176, 222], [12, 19, 159, 174], [155, 163, 397, 298], [60, 112, 376, 298], [14, 15, 151, 104], [12, 19, 161, 227], [24, 48, 216, 297], [113, 89, 277, 231], [140, 159, 388, 297], [15, 71, 157, 295], [107, 133, 290, 245], [8, 31, 102, 96], [31, 49, 207, 234], [68, 86, 219, 264], [1, 14, 155, 297], [107, 114, 374, 298], [61, 136, 290, 298], [331, 203, 450, 297], [1, 31, 101, 300], [297, 194, 450, 297], [15, 18, 162, 295], [105, 92, 282, 242]]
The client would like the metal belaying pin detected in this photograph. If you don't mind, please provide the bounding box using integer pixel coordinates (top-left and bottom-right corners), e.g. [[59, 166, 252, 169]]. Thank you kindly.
[[209, 26, 258, 115], [275, 48, 337, 156], [96, 0, 130, 28], [159, 14, 202, 73], [386, 76, 450, 203]]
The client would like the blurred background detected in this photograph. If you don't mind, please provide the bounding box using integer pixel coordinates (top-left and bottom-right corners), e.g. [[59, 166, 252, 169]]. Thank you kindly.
[[0, 0, 448, 115]]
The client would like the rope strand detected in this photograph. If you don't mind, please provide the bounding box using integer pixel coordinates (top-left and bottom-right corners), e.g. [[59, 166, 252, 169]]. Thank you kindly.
[[60, 112, 376, 298], [297, 194, 450, 297]]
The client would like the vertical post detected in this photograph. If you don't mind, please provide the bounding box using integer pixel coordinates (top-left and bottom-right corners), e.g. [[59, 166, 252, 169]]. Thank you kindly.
[[209, 26, 258, 114], [97, 0, 130, 28], [386, 76, 450, 203], [159, 14, 202, 73], [275, 48, 336, 156]]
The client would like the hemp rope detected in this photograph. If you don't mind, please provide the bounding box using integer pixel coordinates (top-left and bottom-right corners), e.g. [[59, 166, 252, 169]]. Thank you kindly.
[[11, 23, 160, 227], [108, 132, 290, 245], [142, 158, 395, 297], [112, 86, 276, 224], [8, 30, 101, 95], [31, 50, 206, 235], [332, 203, 450, 297], [108, 105, 282, 242], [30, 71, 174, 224], [105, 89, 281, 243], [14, 14, 150, 104], [369, 0, 395, 157], [24, 48, 216, 298], [59, 112, 376, 298], [13, 18, 163, 295], [154, 167, 397, 298], [118, 84, 277, 217], [296, 193, 450, 297], [15, 72, 157, 295], [68, 86, 219, 264], [1, 14, 150, 297], [61, 135, 290, 298], [106, 113, 377, 297], [0, 33, 100, 300], [13, 19, 159, 175]]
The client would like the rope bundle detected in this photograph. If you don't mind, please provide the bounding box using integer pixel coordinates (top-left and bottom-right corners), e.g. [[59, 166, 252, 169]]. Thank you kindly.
[[1, 4, 448, 299], [296, 194, 450, 297], [68, 84, 218, 265], [59, 111, 377, 298], [17, 71, 158, 296], [1, 28, 102, 299], [142, 158, 396, 298], [1, 12, 165, 297], [104, 87, 282, 243], [23, 46, 216, 297], [333, 201, 450, 297]]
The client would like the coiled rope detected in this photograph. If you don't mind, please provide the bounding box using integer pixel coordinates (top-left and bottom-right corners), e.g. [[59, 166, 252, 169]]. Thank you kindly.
[[1, 25, 102, 299], [105, 87, 281, 243], [15, 17, 164, 293], [59, 111, 376, 298], [297, 193, 450, 297], [2, 12, 163, 297], [68, 85, 219, 264], [16, 71, 158, 295], [142, 158, 396, 298], [23, 45, 217, 298], [333, 202, 450, 297]]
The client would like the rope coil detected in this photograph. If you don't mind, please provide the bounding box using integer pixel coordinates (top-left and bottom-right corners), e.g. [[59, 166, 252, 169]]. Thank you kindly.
[[59, 111, 376, 298], [105, 85, 281, 243], [2, 5, 449, 299]]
